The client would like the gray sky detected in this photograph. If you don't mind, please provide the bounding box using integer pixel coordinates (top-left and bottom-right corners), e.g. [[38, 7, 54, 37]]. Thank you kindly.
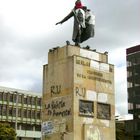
[[0, 0, 140, 115]]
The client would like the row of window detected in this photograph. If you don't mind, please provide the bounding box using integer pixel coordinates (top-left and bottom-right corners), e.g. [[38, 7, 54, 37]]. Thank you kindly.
[[128, 103, 140, 110], [19, 124, 41, 131], [127, 57, 140, 67], [0, 105, 41, 119], [127, 82, 140, 88], [127, 71, 140, 78], [0, 92, 41, 106], [79, 100, 111, 120], [10, 123, 41, 131], [128, 91, 140, 99]]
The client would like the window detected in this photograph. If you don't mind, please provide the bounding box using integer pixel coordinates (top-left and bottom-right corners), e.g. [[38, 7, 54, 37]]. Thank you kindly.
[[23, 109, 27, 118], [21, 124, 33, 130], [109, 67, 113, 72], [37, 111, 41, 119], [0, 92, 3, 101], [35, 125, 41, 131], [18, 95, 22, 103], [97, 103, 111, 120], [127, 82, 132, 88], [13, 94, 17, 103], [127, 60, 132, 67], [28, 96, 31, 105], [0, 105, 2, 115], [137, 122, 140, 130], [2, 105, 7, 116], [26, 124, 33, 130], [79, 100, 94, 117], [136, 104, 140, 109], [24, 97, 27, 104], [3, 93, 8, 101], [13, 108, 16, 117], [127, 71, 132, 77], [21, 124, 26, 130], [10, 94, 13, 102], [128, 103, 133, 110], [21, 95, 24, 103], [37, 98, 41, 106], [9, 107, 13, 116], [32, 110, 35, 119], [133, 56, 140, 65], [32, 97, 35, 105], [27, 110, 31, 118], [18, 109, 22, 117]]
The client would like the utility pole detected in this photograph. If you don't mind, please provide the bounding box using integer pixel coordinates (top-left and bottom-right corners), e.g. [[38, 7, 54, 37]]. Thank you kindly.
[[15, 91, 18, 140]]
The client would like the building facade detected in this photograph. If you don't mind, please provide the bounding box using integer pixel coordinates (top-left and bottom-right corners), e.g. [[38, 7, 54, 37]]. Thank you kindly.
[[126, 45, 140, 140], [42, 45, 115, 140], [0, 86, 42, 140]]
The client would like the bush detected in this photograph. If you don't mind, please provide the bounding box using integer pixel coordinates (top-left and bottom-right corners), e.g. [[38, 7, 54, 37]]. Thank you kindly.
[[0, 123, 16, 140]]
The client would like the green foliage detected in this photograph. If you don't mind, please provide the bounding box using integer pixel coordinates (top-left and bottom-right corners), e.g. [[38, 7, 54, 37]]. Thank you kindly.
[[0, 123, 16, 140]]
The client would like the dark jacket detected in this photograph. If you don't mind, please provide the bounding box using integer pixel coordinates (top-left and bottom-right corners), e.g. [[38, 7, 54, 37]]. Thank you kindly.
[[59, 9, 85, 42], [58, 9, 95, 43]]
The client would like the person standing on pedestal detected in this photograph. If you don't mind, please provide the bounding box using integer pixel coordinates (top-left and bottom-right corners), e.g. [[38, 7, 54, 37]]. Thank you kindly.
[[56, 0, 86, 46]]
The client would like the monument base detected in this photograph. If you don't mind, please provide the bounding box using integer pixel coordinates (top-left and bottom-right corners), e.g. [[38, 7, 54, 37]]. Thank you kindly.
[[42, 45, 115, 140]]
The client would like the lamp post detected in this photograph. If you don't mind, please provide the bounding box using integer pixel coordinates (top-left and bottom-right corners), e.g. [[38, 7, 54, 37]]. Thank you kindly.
[[14, 91, 18, 140]]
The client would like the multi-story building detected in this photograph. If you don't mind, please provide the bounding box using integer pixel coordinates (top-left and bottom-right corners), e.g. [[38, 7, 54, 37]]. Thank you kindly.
[[0, 86, 42, 140], [126, 45, 140, 140], [116, 115, 133, 140]]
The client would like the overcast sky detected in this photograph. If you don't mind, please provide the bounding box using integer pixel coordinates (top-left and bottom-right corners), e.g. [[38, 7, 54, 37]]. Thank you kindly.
[[0, 0, 140, 115]]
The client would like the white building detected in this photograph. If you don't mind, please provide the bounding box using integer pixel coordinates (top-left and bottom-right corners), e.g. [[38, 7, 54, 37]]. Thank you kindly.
[[0, 86, 42, 140]]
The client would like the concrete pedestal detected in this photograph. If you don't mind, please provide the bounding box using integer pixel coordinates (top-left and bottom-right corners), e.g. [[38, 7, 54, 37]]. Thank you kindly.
[[42, 45, 115, 140]]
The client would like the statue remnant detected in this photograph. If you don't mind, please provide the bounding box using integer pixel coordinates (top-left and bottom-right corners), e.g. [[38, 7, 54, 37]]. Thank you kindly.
[[56, 0, 95, 46]]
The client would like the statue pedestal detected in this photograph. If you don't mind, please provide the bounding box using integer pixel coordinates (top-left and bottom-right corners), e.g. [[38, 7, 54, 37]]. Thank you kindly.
[[42, 45, 115, 140]]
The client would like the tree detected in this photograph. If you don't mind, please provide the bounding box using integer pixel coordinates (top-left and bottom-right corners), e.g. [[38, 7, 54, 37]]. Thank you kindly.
[[0, 123, 16, 140]]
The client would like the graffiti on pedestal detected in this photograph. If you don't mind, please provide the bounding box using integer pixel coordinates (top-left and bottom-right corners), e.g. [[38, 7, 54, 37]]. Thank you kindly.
[[42, 120, 66, 136], [75, 86, 86, 97], [45, 95, 72, 117], [50, 85, 61, 96]]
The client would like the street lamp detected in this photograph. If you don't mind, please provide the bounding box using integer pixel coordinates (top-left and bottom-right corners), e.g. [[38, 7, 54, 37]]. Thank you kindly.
[[14, 91, 18, 140]]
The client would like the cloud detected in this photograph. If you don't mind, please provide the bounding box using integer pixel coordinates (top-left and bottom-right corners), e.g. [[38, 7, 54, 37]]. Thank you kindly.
[[115, 64, 128, 115], [83, 0, 140, 51], [0, 0, 139, 115], [0, 45, 43, 92]]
